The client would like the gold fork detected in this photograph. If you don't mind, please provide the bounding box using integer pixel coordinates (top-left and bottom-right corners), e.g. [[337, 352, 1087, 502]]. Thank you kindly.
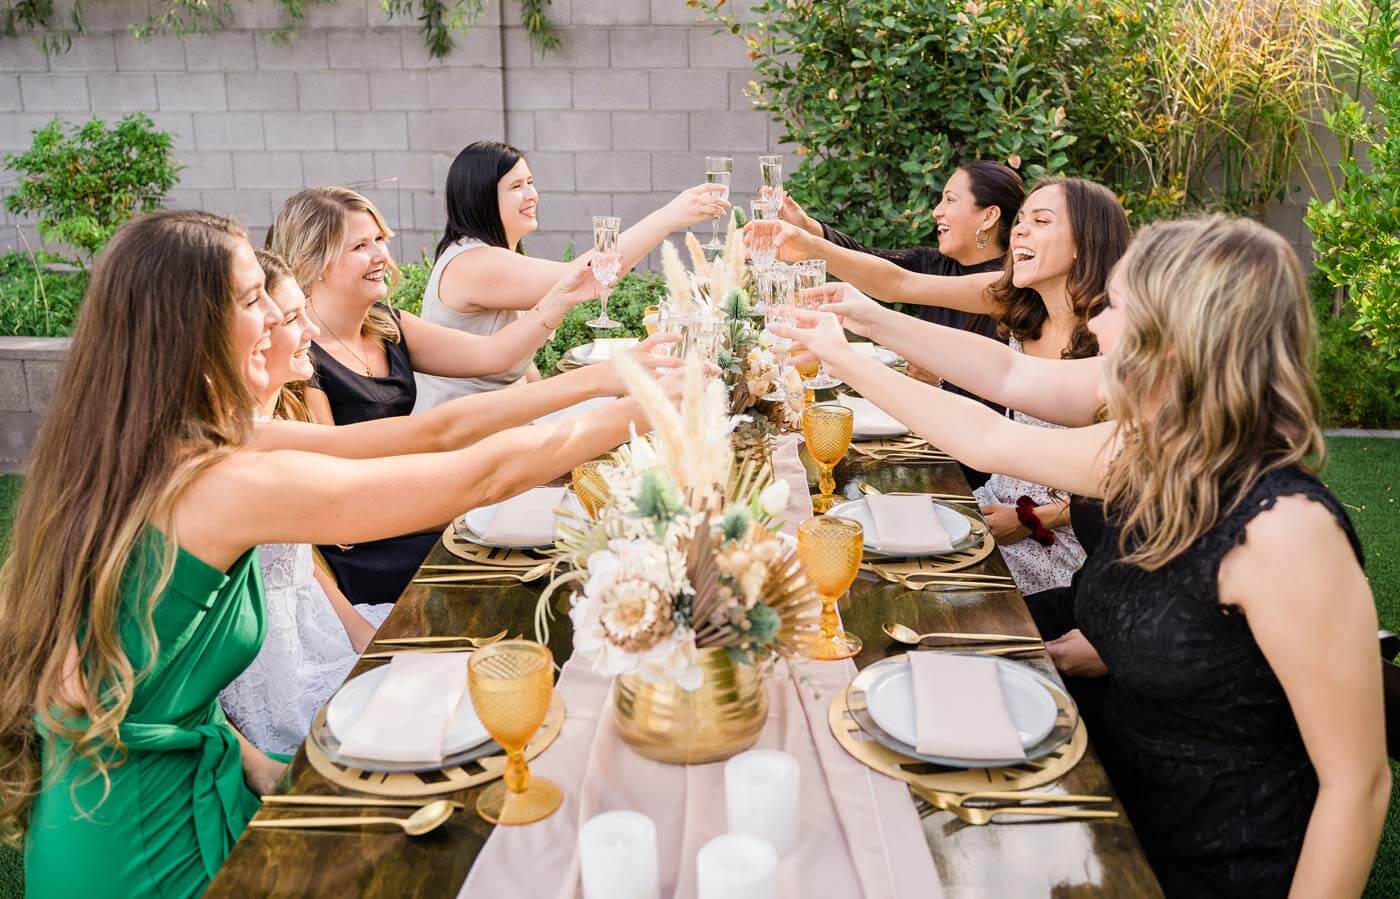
[[372, 628, 508, 648], [942, 803, 1118, 829]]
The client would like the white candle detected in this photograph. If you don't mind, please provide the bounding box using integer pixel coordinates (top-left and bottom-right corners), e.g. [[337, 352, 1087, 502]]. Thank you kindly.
[[696, 833, 778, 899], [724, 749, 801, 854], [578, 811, 659, 899]]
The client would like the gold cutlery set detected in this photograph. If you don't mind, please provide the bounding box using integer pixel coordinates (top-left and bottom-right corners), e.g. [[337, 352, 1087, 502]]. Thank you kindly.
[[911, 785, 1118, 832], [361, 628, 509, 660], [250, 796, 460, 836], [411, 559, 554, 585], [882, 624, 1045, 659], [849, 435, 954, 464]]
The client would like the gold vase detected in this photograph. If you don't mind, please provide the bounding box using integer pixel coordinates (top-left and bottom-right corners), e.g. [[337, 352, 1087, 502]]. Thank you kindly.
[[614, 647, 768, 765]]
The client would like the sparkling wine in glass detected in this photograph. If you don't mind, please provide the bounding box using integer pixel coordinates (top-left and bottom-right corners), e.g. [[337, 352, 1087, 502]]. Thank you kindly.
[[757, 265, 795, 402], [794, 259, 843, 390], [748, 198, 782, 267], [758, 154, 784, 203], [467, 640, 562, 824], [586, 215, 623, 329], [703, 157, 733, 251], [797, 515, 864, 661]]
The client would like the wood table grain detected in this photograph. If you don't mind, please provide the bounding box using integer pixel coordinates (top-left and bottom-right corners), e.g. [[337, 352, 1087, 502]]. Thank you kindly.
[[208, 452, 1163, 898]]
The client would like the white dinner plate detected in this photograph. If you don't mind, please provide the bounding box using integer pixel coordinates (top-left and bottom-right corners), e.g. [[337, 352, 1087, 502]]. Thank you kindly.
[[827, 496, 976, 557], [326, 664, 491, 758], [531, 396, 615, 426], [565, 338, 640, 365], [849, 343, 901, 366], [865, 657, 1057, 754], [458, 489, 582, 549]]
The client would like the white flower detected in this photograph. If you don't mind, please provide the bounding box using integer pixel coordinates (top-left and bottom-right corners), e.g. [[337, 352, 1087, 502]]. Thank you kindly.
[[757, 480, 790, 519]]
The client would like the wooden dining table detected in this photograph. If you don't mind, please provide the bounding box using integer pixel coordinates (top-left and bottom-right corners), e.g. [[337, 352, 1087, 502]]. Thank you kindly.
[[208, 448, 1164, 898]]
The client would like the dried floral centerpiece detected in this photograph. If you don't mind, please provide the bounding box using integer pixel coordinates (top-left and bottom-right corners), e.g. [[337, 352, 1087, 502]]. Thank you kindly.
[[537, 352, 819, 763]]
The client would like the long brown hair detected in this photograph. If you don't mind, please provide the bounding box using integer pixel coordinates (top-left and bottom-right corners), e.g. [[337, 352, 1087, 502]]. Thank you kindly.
[[990, 177, 1130, 359], [0, 211, 255, 840], [1102, 216, 1324, 569], [254, 248, 313, 424]]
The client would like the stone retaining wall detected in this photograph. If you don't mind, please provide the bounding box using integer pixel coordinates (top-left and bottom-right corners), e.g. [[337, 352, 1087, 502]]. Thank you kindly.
[[0, 337, 68, 473]]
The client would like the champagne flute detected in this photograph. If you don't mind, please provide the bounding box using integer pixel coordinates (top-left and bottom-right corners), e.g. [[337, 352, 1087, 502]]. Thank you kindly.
[[657, 306, 695, 359], [467, 640, 562, 825], [794, 259, 843, 390], [586, 216, 623, 329], [703, 157, 733, 251], [758, 154, 784, 203], [757, 264, 795, 402], [797, 516, 864, 660], [571, 461, 611, 519], [802, 402, 852, 513], [748, 198, 782, 267]]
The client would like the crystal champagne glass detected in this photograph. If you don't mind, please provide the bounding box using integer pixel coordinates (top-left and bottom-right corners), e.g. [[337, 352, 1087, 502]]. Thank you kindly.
[[586, 216, 623, 329], [794, 259, 843, 390], [797, 516, 864, 660], [571, 461, 611, 519], [657, 306, 695, 359], [748, 198, 782, 267], [802, 402, 852, 513], [758, 154, 784, 203], [703, 157, 733, 251], [467, 640, 562, 825], [757, 265, 795, 402]]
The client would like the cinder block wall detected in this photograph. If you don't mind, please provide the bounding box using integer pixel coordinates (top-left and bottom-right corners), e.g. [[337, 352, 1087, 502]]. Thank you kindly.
[[0, 0, 785, 266]]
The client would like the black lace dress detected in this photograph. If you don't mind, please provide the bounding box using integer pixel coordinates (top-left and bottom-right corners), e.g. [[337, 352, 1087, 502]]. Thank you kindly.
[[1075, 467, 1363, 897]]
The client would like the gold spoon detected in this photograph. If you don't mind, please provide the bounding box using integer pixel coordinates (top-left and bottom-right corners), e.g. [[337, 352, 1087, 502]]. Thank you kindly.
[[371, 629, 509, 647], [247, 798, 455, 836], [883, 623, 1043, 646]]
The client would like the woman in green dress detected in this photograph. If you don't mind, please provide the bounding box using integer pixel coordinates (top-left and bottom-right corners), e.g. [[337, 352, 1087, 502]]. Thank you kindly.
[[0, 210, 661, 898]]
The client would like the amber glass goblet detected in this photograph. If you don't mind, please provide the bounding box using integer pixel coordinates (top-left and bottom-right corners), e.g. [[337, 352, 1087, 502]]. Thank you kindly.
[[803, 403, 853, 513], [467, 640, 562, 825], [797, 516, 864, 660], [571, 461, 611, 519]]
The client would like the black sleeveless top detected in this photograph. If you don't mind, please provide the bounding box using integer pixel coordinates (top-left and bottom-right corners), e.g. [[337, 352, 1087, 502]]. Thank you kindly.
[[308, 305, 439, 605], [1075, 467, 1363, 898]]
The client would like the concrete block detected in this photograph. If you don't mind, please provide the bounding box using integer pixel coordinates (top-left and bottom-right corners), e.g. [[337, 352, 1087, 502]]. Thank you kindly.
[[405, 110, 502, 151], [202, 188, 274, 227], [23, 360, 60, 411], [156, 73, 227, 112], [503, 70, 572, 110], [358, 188, 408, 225], [328, 29, 405, 70], [193, 112, 264, 150], [540, 191, 612, 231], [400, 24, 504, 70], [256, 33, 329, 69], [650, 69, 727, 110], [611, 191, 674, 227], [503, 0, 570, 27], [147, 112, 194, 150], [505, 110, 536, 151], [227, 73, 299, 111], [263, 111, 337, 149], [233, 151, 304, 189], [0, 412, 43, 471], [729, 70, 759, 110], [370, 71, 431, 110], [303, 150, 377, 186], [650, 151, 708, 191], [687, 25, 750, 68], [336, 111, 409, 150], [610, 27, 687, 68], [373, 151, 434, 190], [397, 228, 437, 264], [523, 151, 575, 192], [572, 0, 649, 26], [114, 34, 185, 71], [224, 0, 294, 30], [299, 72, 371, 110], [64, 0, 146, 31], [575, 151, 651, 192], [303, 0, 369, 28], [45, 35, 116, 72], [175, 151, 235, 189], [688, 111, 769, 151], [534, 110, 610, 150], [524, 230, 576, 263], [0, 37, 50, 72], [88, 74, 157, 112], [0, 336, 71, 361], [162, 188, 204, 211], [572, 70, 649, 110], [183, 32, 257, 72], [18, 74, 89, 112], [503, 27, 609, 69], [613, 111, 688, 151], [0, 361, 28, 411], [0, 76, 22, 112], [411, 190, 443, 234], [427, 70, 504, 109], [650, 0, 703, 26]]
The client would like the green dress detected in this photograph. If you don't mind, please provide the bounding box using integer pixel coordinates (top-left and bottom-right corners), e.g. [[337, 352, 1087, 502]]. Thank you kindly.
[[25, 533, 266, 899]]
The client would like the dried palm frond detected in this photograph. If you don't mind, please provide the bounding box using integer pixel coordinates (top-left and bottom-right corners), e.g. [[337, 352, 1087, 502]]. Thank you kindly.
[[688, 523, 819, 652]]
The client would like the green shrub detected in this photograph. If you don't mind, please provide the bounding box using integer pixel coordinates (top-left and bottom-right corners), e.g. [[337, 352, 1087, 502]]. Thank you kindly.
[[0, 252, 87, 338], [387, 256, 430, 318], [3, 113, 181, 260], [1312, 274, 1400, 428]]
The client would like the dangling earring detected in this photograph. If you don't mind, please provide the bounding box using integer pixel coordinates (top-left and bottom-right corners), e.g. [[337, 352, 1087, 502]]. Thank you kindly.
[[975, 229, 989, 250]]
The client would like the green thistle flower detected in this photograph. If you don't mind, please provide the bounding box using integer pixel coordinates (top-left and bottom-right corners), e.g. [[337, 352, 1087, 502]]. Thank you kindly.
[[720, 505, 752, 542], [632, 468, 686, 535], [745, 603, 781, 646]]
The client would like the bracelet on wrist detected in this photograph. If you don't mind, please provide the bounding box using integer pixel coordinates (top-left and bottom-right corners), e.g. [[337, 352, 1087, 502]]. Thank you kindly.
[[1014, 495, 1057, 547]]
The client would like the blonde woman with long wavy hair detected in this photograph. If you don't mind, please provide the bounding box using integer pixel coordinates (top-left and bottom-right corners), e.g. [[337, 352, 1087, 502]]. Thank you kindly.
[[3, 210, 665, 898], [777, 215, 1387, 897]]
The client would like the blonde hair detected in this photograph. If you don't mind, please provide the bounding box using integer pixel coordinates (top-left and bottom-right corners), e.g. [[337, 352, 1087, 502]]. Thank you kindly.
[[0, 211, 255, 840], [1101, 215, 1324, 569], [267, 186, 403, 346], [253, 248, 313, 423]]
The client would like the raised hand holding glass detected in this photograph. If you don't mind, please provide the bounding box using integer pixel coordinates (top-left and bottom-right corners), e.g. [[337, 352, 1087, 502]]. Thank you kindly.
[[703, 157, 733, 251], [586, 216, 623, 329], [794, 260, 843, 390]]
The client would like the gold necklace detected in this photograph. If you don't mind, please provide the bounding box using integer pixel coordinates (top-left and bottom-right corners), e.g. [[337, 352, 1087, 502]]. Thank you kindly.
[[310, 300, 374, 377]]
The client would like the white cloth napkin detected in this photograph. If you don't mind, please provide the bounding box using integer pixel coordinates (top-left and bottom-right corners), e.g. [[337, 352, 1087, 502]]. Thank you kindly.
[[906, 652, 1026, 761], [338, 652, 470, 764], [864, 494, 952, 554], [837, 396, 908, 437], [479, 486, 566, 545], [584, 337, 639, 363]]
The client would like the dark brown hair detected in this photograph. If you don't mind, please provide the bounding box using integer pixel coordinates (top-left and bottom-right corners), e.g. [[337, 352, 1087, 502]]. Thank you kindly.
[[990, 177, 1130, 359], [958, 161, 1024, 252]]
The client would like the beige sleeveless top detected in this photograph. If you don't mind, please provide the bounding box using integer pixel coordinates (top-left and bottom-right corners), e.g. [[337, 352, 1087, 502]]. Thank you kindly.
[[411, 237, 530, 413]]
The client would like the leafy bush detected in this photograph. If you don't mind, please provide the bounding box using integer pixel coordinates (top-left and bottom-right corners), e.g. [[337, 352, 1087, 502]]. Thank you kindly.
[[3, 113, 181, 260], [0, 252, 87, 338], [1312, 274, 1400, 427], [387, 256, 430, 318]]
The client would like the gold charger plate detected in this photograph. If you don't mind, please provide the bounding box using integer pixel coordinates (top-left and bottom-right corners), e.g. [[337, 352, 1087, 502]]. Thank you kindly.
[[440, 526, 556, 568], [860, 507, 996, 582], [304, 692, 565, 798]]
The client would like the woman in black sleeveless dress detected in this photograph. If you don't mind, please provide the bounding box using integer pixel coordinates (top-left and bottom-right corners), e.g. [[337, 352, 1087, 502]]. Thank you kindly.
[[779, 215, 1388, 897]]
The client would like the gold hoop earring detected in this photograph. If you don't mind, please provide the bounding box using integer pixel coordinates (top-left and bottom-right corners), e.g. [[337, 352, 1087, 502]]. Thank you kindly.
[[975, 229, 989, 250]]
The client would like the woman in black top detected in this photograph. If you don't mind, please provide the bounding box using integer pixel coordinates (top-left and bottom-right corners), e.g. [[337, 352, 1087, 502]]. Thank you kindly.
[[779, 215, 1387, 897]]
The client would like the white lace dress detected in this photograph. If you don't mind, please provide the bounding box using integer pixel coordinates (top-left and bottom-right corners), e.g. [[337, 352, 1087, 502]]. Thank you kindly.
[[971, 339, 1086, 594], [220, 542, 394, 755]]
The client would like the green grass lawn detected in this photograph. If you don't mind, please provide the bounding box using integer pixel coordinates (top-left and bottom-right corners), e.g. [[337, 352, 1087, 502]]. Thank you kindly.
[[0, 438, 1394, 896]]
